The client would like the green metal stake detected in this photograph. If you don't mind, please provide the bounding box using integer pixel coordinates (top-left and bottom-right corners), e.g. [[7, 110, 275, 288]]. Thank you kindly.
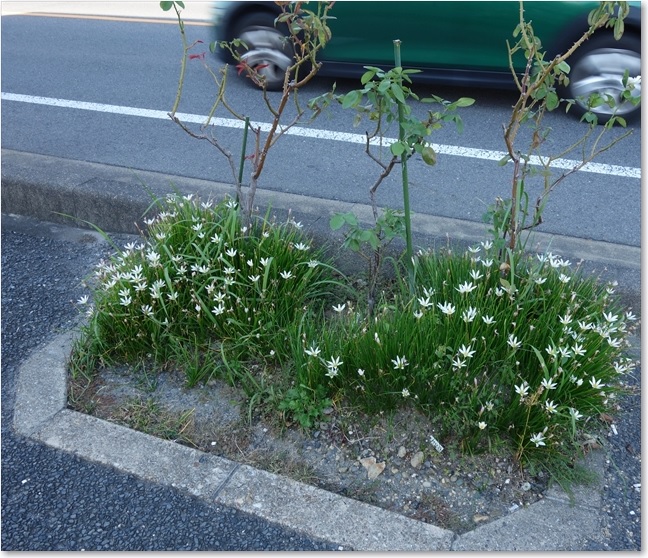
[[237, 116, 250, 203], [393, 39, 414, 292]]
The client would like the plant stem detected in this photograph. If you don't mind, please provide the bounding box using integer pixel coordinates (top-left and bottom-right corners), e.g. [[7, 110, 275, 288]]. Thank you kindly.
[[393, 39, 414, 291], [238, 116, 250, 203]]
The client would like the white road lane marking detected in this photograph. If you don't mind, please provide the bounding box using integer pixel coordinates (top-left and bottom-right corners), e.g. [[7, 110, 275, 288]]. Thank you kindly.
[[2, 92, 641, 179]]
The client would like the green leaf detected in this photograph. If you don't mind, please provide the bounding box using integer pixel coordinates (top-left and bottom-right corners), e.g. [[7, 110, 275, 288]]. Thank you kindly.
[[546, 91, 559, 111], [330, 214, 347, 230], [500, 278, 511, 290], [390, 83, 406, 104], [421, 145, 437, 166], [498, 155, 511, 166], [556, 60, 570, 74], [390, 141, 407, 156], [454, 97, 475, 108], [341, 90, 362, 109], [160, 1, 173, 10]]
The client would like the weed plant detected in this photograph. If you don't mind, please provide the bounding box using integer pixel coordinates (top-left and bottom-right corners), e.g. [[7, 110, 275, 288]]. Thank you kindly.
[[292, 241, 637, 469], [73, 194, 638, 478], [73, 194, 342, 386]]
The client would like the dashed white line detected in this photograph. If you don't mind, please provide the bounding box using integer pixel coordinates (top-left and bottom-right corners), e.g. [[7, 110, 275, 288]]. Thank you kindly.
[[2, 92, 641, 179]]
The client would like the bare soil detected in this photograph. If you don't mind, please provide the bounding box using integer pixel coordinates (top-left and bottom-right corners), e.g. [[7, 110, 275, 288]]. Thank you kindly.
[[68, 362, 558, 535]]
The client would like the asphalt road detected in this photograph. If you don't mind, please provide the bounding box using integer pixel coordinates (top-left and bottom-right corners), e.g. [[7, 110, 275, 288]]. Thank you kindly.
[[0, 215, 342, 551], [1, 11, 641, 246]]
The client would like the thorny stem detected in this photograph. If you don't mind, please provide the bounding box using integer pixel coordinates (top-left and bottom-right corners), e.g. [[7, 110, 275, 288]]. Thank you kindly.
[[502, 1, 618, 253]]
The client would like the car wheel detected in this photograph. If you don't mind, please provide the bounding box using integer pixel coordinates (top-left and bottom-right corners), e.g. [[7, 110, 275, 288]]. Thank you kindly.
[[563, 32, 641, 123], [230, 12, 292, 90]]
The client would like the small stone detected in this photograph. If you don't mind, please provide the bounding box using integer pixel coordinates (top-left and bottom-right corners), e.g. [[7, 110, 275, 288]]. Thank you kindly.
[[422, 481, 432, 488], [397, 446, 407, 459], [450, 475, 458, 482], [473, 513, 489, 524], [410, 451, 424, 468], [521, 482, 531, 491], [338, 466, 348, 474], [359, 456, 386, 479]]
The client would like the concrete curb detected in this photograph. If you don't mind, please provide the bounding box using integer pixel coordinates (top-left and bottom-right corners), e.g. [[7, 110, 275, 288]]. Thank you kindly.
[[4, 149, 638, 550], [14, 332, 609, 551], [1, 149, 641, 272]]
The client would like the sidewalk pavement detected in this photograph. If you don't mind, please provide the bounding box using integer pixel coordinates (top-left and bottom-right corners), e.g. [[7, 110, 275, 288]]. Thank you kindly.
[[2, 148, 641, 551]]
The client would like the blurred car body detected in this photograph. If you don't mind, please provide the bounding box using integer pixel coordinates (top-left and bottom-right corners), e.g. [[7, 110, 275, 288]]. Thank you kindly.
[[213, 1, 641, 121]]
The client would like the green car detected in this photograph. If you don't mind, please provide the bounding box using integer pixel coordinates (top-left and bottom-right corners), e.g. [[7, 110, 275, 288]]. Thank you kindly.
[[213, 1, 641, 122]]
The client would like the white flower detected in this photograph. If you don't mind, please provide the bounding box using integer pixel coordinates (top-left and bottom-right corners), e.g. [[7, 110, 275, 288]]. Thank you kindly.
[[558, 346, 572, 359], [507, 334, 521, 350], [544, 400, 558, 414], [305, 345, 321, 357], [451, 357, 466, 370], [485, 401, 494, 412], [545, 345, 559, 359], [374, 332, 381, 345], [462, 306, 478, 323], [478, 421, 487, 430], [413, 310, 424, 320], [293, 242, 310, 251], [540, 377, 557, 390], [534, 277, 547, 285], [146, 250, 161, 267], [481, 258, 494, 268], [225, 248, 237, 258], [589, 376, 604, 390], [572, 343, 586, 357], [392, 355, 409, 370], [482, 315, 496, 325], [569, 407, 583, 421], [325, 356, 343, 378], [625, 311, 637, 321], [530, 432, 546, 447], [401, 388, 410, 398], [212, 303, 225, 316], [247, 259, 254, 267], [559, 314, 572, 326], [603, 311, 619, 323], [456, 281, 477, 294], [141, 304, 154, 317], [249, 275, 260, 283], [467, 245, 481, 254], [627, 75, 641, 86], [514, 382, 530, 398], [260, 257, 271, 267], [469, 269, 484, 281], [357, 368, 365, 377], [457, 344, 476, 359], [417, 296, 433, 308], [280, 270, 293, 280], [77, 295, 89, 305], [332, 303, 346, 313], [210, 233, 221, 243], [307, 260, 319, 268], [558, 273, 571, 284], [437, 301, 456, 316]]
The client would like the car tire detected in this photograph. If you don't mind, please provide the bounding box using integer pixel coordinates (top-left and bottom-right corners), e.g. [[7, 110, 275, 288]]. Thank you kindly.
[[562, 32, 641, 124], [229, 11, 293, 90]]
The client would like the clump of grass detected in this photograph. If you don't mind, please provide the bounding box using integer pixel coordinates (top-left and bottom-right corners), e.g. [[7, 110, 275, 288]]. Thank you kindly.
[[72, 194, 638, 480], [293, 241, 638, 469], [73, 193, 344, 386]]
